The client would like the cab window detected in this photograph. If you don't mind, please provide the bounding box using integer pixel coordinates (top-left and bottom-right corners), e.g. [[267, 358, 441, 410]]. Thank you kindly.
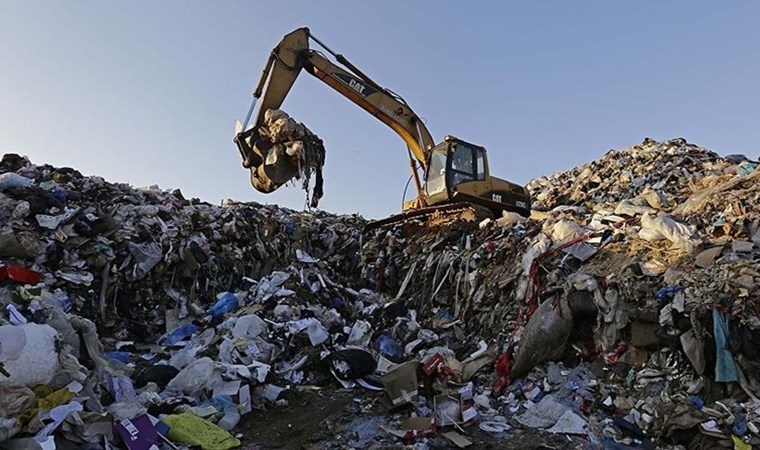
[[448, 143, 485, 186], [424, 145, 447, 196], [475, 148, 485, 180]]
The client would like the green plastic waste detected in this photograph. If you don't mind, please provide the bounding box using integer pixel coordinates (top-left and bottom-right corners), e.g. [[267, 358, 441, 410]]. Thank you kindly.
[[163, 413, 241, 450]]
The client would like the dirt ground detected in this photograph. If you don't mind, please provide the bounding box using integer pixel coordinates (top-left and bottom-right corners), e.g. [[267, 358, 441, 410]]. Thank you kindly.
[[237, 388, 585, 450]]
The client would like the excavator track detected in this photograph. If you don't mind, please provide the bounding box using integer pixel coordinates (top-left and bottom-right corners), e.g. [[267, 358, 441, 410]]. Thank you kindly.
[[363, 202, 493, 233]]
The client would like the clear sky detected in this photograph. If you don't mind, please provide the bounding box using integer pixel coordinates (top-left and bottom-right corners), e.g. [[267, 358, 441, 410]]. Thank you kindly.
[[1, 1, 758, 218]]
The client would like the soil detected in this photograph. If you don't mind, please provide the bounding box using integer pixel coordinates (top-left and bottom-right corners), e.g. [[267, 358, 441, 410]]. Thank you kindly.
[[237, 388, 585, 450]]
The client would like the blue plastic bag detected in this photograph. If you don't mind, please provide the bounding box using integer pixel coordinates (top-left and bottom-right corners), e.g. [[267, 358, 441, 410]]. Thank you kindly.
[[375, 331, 403, 363], [163, 323, 200, 345], [103, 351, 131, 363], [656, 286, 684, 298], [206, 293, 240, 318]]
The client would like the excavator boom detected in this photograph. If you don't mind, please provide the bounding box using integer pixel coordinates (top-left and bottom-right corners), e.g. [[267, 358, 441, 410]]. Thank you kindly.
[[235, 27, 433, 206]]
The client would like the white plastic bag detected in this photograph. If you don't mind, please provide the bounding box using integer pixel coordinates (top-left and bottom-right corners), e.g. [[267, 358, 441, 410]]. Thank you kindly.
[[0, 324, 60, 388], [231, 315, 267, 340], [0, 173, 33, 190], [166, 357, 223, 395], [640, 212, 697, 253]]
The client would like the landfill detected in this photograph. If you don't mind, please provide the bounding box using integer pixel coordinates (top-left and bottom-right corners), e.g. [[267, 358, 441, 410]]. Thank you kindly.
[[1, 137, 759, 450]]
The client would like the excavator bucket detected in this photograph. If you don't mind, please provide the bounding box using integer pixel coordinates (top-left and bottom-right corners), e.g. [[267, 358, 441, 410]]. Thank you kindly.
[[234, 110, 326, 206], [234, 120, 295, 193]]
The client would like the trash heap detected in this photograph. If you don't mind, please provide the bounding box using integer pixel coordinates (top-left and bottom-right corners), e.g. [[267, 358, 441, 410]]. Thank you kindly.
[[0, 152, 366, 449], [358, 138, 760, 449], [1, 138, 760, 450]]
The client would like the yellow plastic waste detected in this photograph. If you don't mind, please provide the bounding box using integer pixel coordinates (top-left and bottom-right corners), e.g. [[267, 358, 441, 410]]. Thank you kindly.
[[163, 413, 241, 450], [36, 387, 76, 411], [732, 435, 750, 450], [18, 386, 76, 425]]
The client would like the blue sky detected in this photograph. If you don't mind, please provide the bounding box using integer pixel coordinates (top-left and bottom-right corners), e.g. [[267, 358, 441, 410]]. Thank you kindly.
[[1, 1, 758, 218]]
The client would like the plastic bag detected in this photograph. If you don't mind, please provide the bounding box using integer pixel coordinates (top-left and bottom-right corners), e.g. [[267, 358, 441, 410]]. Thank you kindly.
[[165, 357, 223, 395], [211, 396, 240, 431], [305, 319, 328, 346], [128, 242, 163, 279], [35, 401, 83, 441], [328, 349, 377, 380], [639, 212, 697, 253], [0, 417, 19, 442], [231, 314, 267, 340], [521, 233, 551, 273], [162, 323, 200, 345], [0, 324, 60, 388], [346, 320, 372, 347], [133, 364, 180, 390], [375, 332, 403, 363], [516, 395, 568, 429], [0, 173, 33, 190], [510, 297, 573, 378], [0, 386, 36, 418], [206, 293, 240, 319], [61, 411, 114, 448], [550, 220, 582, 243]]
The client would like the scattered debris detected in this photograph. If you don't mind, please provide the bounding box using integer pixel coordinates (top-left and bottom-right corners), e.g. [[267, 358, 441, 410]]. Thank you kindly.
[[1, 138, 759, 449]]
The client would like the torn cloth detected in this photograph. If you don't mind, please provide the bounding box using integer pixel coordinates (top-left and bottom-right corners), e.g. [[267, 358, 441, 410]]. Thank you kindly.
[[712, 308, 738, 382]]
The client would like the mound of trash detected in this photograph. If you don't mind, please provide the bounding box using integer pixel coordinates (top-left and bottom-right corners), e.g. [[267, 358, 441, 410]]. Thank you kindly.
[[1, 138, 759, 449], [360, 138, 760, 448]]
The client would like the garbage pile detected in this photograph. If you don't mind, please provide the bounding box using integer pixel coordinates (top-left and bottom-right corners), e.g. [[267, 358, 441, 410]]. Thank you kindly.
[[1, 137, 759, 450], [360, 138, 760, 448], [236, 109, 326, 207], [0, 152, 364, 449]]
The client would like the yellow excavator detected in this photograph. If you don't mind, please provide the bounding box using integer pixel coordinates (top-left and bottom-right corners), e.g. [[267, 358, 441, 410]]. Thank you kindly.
[[234, 27, 530, 227]]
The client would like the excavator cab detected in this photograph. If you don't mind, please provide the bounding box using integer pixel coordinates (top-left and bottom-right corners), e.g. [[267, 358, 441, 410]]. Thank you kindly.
[[423, 136, 481, 200], [421, 136, 531, 216]]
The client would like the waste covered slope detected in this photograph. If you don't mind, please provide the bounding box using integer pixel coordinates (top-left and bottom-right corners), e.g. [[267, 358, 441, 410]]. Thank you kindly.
[[360, 138, 760, 447], [1, 138, 760, 449], [363, 138, 760, 337]]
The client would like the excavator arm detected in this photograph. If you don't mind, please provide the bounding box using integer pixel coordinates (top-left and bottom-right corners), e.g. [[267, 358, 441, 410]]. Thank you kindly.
[[234, 27, 435, 205]]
